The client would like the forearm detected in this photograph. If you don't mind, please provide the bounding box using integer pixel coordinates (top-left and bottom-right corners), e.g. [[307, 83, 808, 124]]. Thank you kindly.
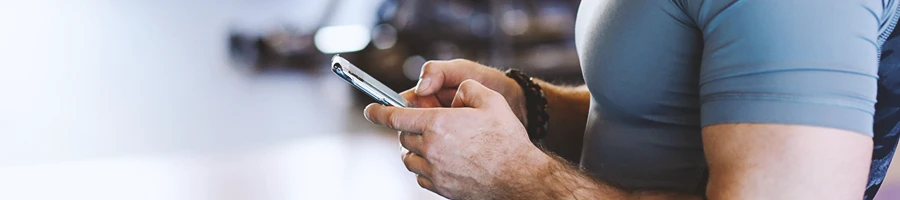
[[533, 79, 591, 162], [504, 153, 701, 200], [530, 154, 630, 199]]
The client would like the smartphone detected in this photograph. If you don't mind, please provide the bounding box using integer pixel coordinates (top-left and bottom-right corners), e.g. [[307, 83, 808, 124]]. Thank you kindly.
[[331, 55, 410, 107]]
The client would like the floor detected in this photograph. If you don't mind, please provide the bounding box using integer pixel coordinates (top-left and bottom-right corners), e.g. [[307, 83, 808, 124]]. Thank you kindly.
[[1, 1, 899, 199]]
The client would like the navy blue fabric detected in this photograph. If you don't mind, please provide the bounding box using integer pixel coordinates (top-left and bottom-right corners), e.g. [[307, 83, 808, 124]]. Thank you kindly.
[[865, 23, 900, 200]]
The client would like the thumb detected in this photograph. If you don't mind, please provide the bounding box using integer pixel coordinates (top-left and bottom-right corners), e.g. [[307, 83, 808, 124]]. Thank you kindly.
[[450, 79, 506, 109], [415, 59, 484, 96]]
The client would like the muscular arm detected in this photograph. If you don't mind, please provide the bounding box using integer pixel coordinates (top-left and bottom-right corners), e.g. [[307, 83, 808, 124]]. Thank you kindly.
[[386, 62, 874, 199], [521, 0, 879, 196], [518, 153, 701, 200], [395, 0, 880, 198], [506, 124, 871, 200], [508, 81, 699, 199], [533, 80, 591, 162], [395, 77, 873, 199], [703, 124, 871, 199]]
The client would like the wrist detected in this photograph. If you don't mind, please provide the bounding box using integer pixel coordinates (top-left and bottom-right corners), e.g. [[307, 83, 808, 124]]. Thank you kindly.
[[504, 69, 550, 143], [505, 75, 529, 126]]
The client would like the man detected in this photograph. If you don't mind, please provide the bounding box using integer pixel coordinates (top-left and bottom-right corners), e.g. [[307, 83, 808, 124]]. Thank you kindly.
[[364, 0, 900, 199]]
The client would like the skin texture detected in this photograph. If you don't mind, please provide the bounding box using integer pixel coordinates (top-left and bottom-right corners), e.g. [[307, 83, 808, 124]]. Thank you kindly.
[[409, 60, 592, 162], [533, 81, 591, 162], [703, 124, 872, 199], [363, 60, 874, 199], [366, 80, 547, 199]]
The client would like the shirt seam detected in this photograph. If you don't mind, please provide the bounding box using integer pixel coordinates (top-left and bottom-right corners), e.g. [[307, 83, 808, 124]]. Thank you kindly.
[[701, 92, 876, 114]]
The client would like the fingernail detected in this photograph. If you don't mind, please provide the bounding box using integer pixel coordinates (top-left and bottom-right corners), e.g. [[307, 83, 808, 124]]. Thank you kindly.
[[363, 103, 377, 123], [415, 77, 432, 94], [363, 111, 371, 123]]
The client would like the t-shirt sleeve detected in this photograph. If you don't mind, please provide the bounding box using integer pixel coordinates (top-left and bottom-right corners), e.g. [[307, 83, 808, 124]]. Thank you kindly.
[[694, 0, 881, 136]]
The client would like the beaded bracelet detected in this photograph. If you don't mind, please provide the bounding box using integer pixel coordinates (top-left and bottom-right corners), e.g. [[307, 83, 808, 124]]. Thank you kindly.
[[505, 69, 549, 143]]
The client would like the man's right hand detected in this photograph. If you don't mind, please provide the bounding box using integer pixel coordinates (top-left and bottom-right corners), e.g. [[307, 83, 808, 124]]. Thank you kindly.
[[400, 59, 527, 123]]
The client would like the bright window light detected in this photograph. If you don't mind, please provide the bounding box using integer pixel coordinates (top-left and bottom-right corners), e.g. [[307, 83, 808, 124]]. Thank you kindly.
[[314, 25, 371, 54]]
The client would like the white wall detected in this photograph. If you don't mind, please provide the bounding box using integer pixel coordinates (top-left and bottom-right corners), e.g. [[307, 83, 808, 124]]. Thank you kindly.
[[0, 0, 381, 165]]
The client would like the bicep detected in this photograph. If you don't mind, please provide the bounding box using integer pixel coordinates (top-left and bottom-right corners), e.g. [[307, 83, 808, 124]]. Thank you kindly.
[[703, 124, 872, 199], [694, 0, 881, 199]]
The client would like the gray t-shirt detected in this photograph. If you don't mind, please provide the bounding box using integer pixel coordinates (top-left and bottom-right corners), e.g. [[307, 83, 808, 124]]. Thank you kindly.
[[574, 0, 900, 195]]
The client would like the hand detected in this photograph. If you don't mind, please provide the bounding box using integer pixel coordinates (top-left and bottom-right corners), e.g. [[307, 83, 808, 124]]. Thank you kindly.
[[404, 59, 527, 123], [365, 80, 550, 199]]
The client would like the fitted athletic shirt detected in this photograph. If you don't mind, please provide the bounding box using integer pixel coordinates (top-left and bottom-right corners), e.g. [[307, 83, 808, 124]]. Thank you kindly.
[[573, 0, 900, 198]]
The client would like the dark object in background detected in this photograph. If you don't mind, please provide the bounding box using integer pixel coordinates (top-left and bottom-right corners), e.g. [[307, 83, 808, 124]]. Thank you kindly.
[[229, 0, 342, 72], [228, 0, 583, 101], [229, 26, 326, 72], [357, 0, 583, 92]]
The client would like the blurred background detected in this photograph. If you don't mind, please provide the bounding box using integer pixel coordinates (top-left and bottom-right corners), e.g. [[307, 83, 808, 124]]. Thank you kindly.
[[0, 0, 898, 199]]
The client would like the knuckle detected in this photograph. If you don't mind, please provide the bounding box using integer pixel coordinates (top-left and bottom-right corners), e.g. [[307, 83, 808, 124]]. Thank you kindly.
[[458, 81, 470, 90], [402, 158, 414, 172], [428, 111, 443, 124], [421, 145, 436, 159], [386, 111, 401, 130], [401, 152, 417, 170], [421, 60, 439, 73], [449, 58, 470, 64], [463, 79, 482, 91], [398, 132, 409, 143], [400, 133, 423, 154], [417, 138, 432, 157], [399, 137, 410, 150], [418, 141, 431, 156], [426, 112, 446, 133], [460, 79, 476, 86], [416, 175, 429, 188], [488, 90, 506, 102]]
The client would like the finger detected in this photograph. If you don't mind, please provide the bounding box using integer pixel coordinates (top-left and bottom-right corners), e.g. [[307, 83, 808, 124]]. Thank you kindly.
[[415, 59, 486, 96], [400, 89, 438, 108], [402, 87, 458, 108], [416, 174, 437, 193], [450, 79, 507, 109], [403, 150, 433, 178], [400, 141, 409, 155], [364, 103, 434, 133], [436, 88, 457, 107], [399, 131, 425, 156], [400, 88, 428, 108], [400, 89, 417, 103]]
